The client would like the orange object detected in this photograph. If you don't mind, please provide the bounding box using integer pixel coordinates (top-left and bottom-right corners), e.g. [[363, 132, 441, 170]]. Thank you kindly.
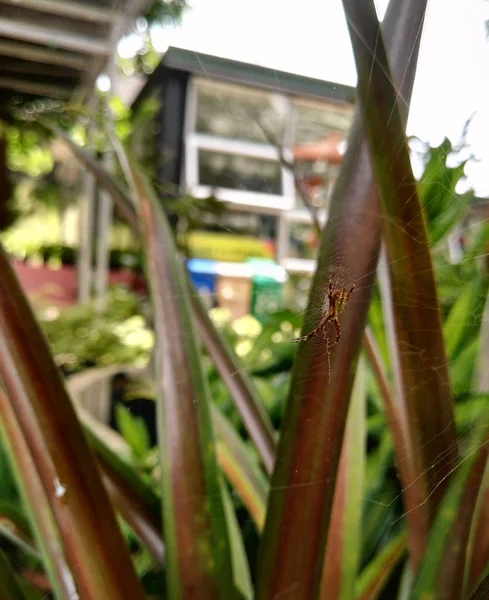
[[294, 133, 346, 165], [303, 174, 326, 187]]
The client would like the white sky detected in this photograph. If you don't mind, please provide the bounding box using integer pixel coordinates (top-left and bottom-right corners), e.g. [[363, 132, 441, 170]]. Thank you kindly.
[[121, 0, 489, 197]]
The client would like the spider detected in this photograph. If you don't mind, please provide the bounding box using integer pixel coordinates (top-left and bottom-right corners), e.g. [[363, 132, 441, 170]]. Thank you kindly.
[[291, 280, 355, 345]]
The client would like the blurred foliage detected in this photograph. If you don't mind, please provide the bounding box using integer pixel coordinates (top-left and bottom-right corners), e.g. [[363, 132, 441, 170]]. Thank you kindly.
[[0, 129, 15, 232], [118, 1, 188, 76], [205, 310, 298, 434], [115, 405, 151, 460], [2, 212, 138, 259], [145, 0, 188, 25], [4, 121, 54, 178], [170, 193, 227, 255], [417, 138, 473, 245], [28, 133, 486, 448], [39, 287, 153, 376]]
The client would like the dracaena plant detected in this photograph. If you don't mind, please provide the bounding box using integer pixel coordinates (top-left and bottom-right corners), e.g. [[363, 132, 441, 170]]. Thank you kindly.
[[1, 0, 489, 599]]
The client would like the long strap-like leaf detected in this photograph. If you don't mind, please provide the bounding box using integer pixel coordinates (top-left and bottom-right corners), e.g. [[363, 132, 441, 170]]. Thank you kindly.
[[342, 0, 458, 564], [255, 2, 427, 598], [44, 120, 276, 475], [0, 545, 29, 600], [319, 357, 366, 598], [127, 161, 236, 600], [0, 251, 146, 600], [0, 390, 76, 600]]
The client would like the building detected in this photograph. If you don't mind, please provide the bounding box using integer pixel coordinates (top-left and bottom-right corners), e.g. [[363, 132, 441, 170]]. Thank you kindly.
[[132, 47, 356, 274]]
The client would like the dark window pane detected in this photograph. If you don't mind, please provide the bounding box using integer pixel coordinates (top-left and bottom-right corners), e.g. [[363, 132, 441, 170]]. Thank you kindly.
[[289, 222, 320, 260], [199, 150, 282, 194], [196, 210, 262, 235]]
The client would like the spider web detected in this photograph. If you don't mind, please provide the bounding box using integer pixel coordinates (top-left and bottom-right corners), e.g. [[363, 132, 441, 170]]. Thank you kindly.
[[167, 4, 489, 581]]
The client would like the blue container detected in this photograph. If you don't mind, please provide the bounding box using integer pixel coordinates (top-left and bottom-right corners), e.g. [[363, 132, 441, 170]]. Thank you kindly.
[[187, 259, 218, 307]]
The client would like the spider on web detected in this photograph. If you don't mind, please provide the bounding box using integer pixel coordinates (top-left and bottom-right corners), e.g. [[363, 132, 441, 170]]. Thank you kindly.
[[291, 279, 355, 346]]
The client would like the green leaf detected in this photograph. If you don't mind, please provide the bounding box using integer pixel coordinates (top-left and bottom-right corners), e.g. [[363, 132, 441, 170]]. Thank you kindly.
[[320, 357, 367, 599], [221, 482, 253, 600], [0, 523, 39, 563], [68, 370, 165, 564], [190, 286, 277, 474], [397, 563, 414, 600], [38, 120, 139, 234], [0, 389, 78, 600], [115, 405, 151, 459], [0, 433, 20, 506], [213, 404, 268, 532], [99, 460, 165, 566], [450, 337, 480, 396], [361, 486, 398, 568], [466, 438, 489, 592], [444, 277, 489, 361], [418, 139, 469, 245], [455, 395, 489, 437], [411, 416, 489, 599], [0, 545, 30, 600], [362, 328, 413, 524], [355, 530, 407, 600], [68, 368, 161, 511]]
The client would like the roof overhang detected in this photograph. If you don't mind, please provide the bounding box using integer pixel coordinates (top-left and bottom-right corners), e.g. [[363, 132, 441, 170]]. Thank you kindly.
[[0, 0, 153, 104], [159, 47, 356, 104]]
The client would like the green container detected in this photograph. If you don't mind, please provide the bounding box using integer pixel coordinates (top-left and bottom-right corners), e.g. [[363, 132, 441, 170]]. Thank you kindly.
[[247, 259, 287, 321]]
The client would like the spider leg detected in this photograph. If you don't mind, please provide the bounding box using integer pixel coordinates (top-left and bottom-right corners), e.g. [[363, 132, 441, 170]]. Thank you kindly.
[[334, 317, 341, 345], [291, 314, 329, 343]]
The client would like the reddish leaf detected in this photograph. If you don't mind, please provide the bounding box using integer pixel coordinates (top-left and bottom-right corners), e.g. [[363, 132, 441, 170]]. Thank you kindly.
[[255, 2, 427, 598], [0, 389, 77, 600], [342, 0, 458, 567], [191, 289, 276, 474], [0, 248, 146, 599], [101, 462, 165, 566], [128, 161, 236, 599], [47, 121, 276, 475], [212, 404, 268, 531]]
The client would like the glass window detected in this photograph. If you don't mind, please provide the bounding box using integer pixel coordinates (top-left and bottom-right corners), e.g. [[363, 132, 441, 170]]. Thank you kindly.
[[198, 210, 262, 236], [292, 101, 351, 210], [293, 102, 353, 145], [294, 163, 340, 210], [198, 150, 282, 195], [288, 222, 320, 261], [195, 79, 288, 144]]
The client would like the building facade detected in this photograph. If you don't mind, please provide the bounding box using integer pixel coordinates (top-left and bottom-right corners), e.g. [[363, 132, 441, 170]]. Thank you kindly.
[[133, 47, 356, 273]]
